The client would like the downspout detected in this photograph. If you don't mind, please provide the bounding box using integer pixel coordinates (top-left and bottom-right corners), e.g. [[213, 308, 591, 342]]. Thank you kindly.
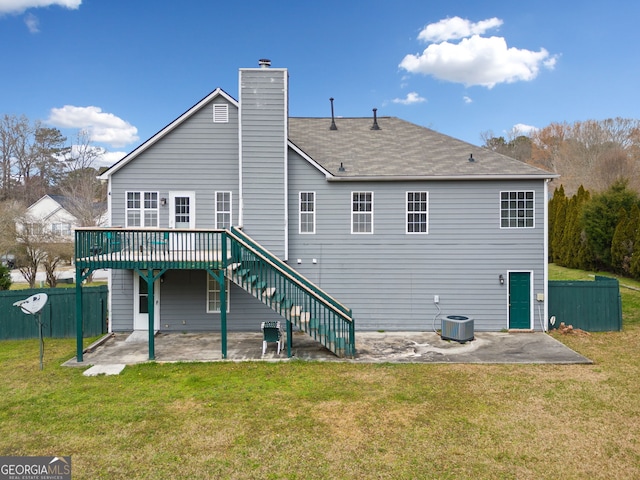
[[75, 259, 83, 362], [283, 71, 289, 261], [543, 179, 550, 332], [238, 69, 244, 228]]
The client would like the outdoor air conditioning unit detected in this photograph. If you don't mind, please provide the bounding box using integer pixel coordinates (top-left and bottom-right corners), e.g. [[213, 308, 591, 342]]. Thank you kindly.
[[441, 315, 474, 342]]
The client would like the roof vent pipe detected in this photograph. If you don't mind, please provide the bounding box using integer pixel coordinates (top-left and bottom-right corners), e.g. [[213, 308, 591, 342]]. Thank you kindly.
[[371, 108, 380, 130], [258, 59, 271, 68], [329, 98, 337, 130], [468, 154, 475, 162]]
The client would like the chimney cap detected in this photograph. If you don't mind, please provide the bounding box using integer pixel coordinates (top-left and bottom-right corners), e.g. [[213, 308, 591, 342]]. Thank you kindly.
[[258, 59, 271, 68]]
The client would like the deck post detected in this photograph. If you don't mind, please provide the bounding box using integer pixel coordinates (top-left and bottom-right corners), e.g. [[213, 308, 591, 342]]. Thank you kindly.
[[221, 236, 227, 359], [220, 270, 227, 359], [146, 268, 155, 360], [75, 266, 84, 362]]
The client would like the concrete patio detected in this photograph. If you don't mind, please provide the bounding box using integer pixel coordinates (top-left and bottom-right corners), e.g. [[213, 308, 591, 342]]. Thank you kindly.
[[63, 330, 592, 375]]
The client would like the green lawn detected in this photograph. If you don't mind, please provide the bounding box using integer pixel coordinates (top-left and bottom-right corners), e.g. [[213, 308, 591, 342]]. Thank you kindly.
[[1, 265, 639, 479]]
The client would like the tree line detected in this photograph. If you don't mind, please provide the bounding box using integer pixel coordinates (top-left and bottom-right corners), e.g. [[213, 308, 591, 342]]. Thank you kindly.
[[549, 180, 640, 278], [0, 113, 107, 207], [0, 114, 109, 289], [483, 117, 640, 196]]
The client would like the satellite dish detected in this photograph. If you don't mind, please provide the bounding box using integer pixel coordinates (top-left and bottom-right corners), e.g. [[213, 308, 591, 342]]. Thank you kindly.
[[13, 293, 48, 315]]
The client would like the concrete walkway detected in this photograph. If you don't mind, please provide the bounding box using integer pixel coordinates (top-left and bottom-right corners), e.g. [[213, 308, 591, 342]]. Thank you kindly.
[[64, 330, 592, 373]]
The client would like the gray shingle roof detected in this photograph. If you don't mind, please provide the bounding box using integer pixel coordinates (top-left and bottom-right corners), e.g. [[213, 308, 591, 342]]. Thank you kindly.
[[288, 117, 556, 179]]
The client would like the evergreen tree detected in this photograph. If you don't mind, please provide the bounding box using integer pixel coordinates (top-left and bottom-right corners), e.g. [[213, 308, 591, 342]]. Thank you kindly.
[[550, 187, 568, 264], [611, 208, 631, 274], [582, 179, 639, 271]]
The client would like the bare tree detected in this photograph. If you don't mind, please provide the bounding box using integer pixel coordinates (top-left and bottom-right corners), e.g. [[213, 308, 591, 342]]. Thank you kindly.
[[42, 241, 73, 287], [0, 200, 24, 257], [0, 115, 31, 201], [59, 130, 107, 226]]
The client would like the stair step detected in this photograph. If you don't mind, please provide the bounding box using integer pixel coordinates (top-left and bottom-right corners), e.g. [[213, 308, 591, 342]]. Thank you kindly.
[[247, 275, 259, 285], [281, 299, 293, 310], [263, 287, 276, 298], [308, 318, 319, 329], [290, 306, 301, 317], [227, 263, 241, 271], [255, 281, 267, 291], [273, 293, 285, 303], [237, 268, 250, 277]]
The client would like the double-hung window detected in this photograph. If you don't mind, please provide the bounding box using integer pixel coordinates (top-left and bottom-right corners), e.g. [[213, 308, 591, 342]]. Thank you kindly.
[[500, 191, 534, 228], [126, 191, 159, 227], [299, 192, 315, 234], [207, 275, 230, 313], [215, 191, 232, 229], [407, 191, 428, 233], [351, 192, 373, 234]]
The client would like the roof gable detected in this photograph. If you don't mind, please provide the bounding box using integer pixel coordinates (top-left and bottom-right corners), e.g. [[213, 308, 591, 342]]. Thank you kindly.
[[99, 88, 237, 179]]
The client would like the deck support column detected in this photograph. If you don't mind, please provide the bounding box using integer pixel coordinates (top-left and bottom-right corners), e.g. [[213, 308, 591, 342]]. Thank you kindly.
[[75, 267, 84, 362], [146, 268, 155, 360], [207, 267, 227, 359]]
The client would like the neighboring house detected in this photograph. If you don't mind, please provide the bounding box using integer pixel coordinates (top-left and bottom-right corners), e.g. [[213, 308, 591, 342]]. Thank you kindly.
[[75, 60, 558, 360], [22, 195, 79, 239], [22, 195, 107, 240]]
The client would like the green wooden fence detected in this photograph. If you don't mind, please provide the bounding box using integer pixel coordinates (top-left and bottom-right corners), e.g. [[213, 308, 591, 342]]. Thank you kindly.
[[548, 276, 622, 331], [0, 286, 107, 340]]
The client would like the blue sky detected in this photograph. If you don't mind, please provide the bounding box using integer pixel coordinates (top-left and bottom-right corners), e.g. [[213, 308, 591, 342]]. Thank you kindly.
[[1, 0, 638, 167]]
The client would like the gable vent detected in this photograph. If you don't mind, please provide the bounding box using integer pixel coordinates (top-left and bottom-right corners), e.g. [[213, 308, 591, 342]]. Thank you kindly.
[[213, 104, 229, 123]]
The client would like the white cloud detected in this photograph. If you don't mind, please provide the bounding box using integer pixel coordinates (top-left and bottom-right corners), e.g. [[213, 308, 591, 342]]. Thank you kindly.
[[392, 92, 427, 105], [23, 11, 37, 31], [400, 17, 558, 88], [48, 105, 139, 148], [418, 16, 503, 43], [463, 96, 473, 104], [0, 0, 81, 14], [512, 123, 537, 135], [97, 150, 127, 168]]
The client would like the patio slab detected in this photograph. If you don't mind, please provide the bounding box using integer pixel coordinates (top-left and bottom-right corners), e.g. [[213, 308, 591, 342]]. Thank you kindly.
[[63, 330, 592, 370]]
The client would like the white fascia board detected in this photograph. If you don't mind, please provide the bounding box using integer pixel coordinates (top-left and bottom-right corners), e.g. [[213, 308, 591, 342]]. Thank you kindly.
[[98, 88, 238, 180], [288, 141, 334, 179]]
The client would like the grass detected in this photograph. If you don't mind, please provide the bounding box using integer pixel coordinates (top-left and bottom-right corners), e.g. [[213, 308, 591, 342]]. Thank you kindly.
[[1, 265, 639, 479]]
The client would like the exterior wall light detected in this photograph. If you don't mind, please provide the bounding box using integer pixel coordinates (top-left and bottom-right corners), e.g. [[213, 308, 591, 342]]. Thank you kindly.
[[499, 274, 505, 285]]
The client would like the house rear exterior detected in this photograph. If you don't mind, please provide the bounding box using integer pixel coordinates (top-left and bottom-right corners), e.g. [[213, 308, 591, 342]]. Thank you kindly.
[[90, 60, 557, 349]]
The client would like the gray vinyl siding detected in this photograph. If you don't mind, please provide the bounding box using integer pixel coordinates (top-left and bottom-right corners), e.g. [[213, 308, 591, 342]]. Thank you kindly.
[[109, 269, 281, 332], [239, 68, 287, 257], [110, 96, 239, 229], [158, 270, 282, 331], [108, 96, 240, 330], [110, 269, 134, 331], [287, 150, 547, 331]]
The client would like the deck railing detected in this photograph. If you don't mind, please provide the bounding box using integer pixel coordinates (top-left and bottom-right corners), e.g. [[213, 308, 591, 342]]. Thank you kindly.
[[75, 228, 227, 270], [75, 227, 355, 357]]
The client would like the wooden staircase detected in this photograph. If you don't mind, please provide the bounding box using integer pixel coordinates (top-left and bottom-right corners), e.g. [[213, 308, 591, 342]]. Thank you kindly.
[[226, 228, 355, 357]]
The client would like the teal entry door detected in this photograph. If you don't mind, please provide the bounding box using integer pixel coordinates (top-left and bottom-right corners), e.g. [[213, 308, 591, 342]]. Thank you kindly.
[[509, 272, 531, 329]]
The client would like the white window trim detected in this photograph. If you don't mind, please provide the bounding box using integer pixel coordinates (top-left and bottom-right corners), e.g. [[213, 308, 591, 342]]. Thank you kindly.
[[299, 191, 316, 234], [213, 104, 229, 123], [126, 191, 159, 228], [351, 191, 374, 234], [499, 190, 535, 229], [406, 191, 429, 234], [206, 275, 230, 313], [215, 191, 232, 229]]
